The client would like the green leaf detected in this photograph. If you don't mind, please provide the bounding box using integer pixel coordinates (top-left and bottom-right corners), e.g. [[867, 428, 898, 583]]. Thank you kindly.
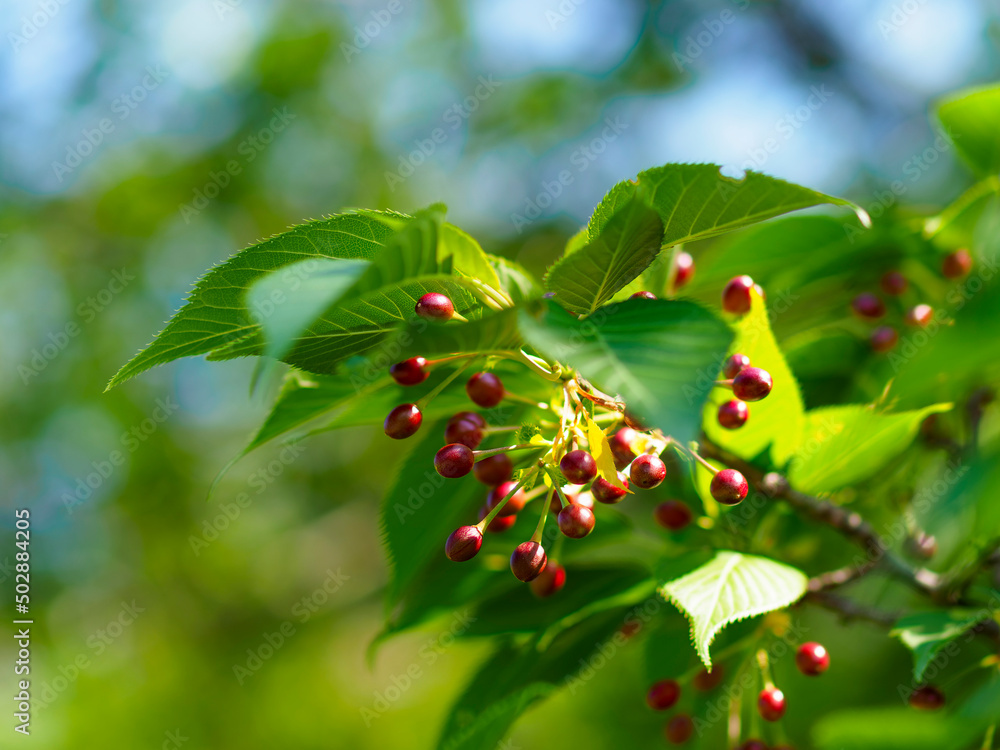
[[593, 163, 869, 252], [659, 550, 808, 668], [702, 287, 807, 468], [107, 209, 404, 389], [387, 307, 524, 361], [788, 403, 951, 495], [488, 254, 541, 303], [520, 299, 733, 446], [891, 610, 982, 682], [544, 189, 665, 315], [937, 83, 1000, 176], [440, 222, 502, 291], [813, 707, 973, 750], [437, 606, 638, 750]]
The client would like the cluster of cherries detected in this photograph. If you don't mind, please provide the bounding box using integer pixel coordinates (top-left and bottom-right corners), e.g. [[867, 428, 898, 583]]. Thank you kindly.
[[381, 273, 775, 592], [851, 248, 973, 353], [648, 642, 830, 746]]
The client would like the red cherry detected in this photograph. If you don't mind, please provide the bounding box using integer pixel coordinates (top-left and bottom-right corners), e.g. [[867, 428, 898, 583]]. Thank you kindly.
[[757, 687, 785, 721], [673, 251, 694, 289], [466, 372, 504, 408], [852, 292, 886, 319], [905, 304, 933, 327], [718, 399, 749, 429], [477, 505, 516, 533], [384, 403, 422, 439], [560, 450, 597, 485], [880, 270, 908, 296], [795, 642, 830, 676], [692, 665, 724, 691], [529, 561, 566, 598], [870, 325, 898, 352], [722, 275, 755, 314], [510, 541, 547, 582], [909, 685, 945, 710], [434, 444, 474, 478], [610, 427, 637, 469], [942, 249, 972, 278], [557, 504, 595, 538], [723, 353, 751, 379], [630, 291, 657, 299], [732, 367, 772, 402], [486, 481, 528, 516], [630, 454, 666, 489], [389, 357, 429, 386], [710, 469, 748, 505], [646, 679, 681, 710], [654, 500, 693, 531], [415, 292, 454, 321], [445, 526, 482, 561], [664, 714, 694, 744], [473, 453, 513, 486], [444, 418, 483, 449], [591, 472, 629, 504]]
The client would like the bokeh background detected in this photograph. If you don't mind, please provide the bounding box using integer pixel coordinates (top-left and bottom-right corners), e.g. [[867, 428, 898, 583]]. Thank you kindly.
[[3, 0, 1000, 748]]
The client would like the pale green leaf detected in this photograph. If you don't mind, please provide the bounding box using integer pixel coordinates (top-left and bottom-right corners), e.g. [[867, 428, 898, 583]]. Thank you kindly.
[[659, 550, 808, 668], [937, 83, 1000, 176]]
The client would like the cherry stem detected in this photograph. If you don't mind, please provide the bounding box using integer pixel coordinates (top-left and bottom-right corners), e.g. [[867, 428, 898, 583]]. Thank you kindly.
[[424, 353, 477, 367], [477, 468, 536, 530], [545, 467, 571, 510], [530, 472, 551, 543], [483, 425, 521, 434], [503, 390, 548, 407], [714, 379, 735, 389], [473, 444, 539, 461], [670, 440, 719, 475], [755, 648, 774, 691], [981, 725, 996, 750], [416, 358, 475, 409]]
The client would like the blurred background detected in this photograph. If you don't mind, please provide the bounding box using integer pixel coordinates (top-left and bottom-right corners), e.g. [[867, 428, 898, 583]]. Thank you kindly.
[[3, 0, 1000, 747]]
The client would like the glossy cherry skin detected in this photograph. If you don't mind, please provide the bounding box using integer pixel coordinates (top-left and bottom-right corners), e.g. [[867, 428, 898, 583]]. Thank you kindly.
[[722, 275, 755, 314], [510, 541, 547, 582], [630, 290, 657, 300], [710, 469, 748, 505], [795, 642, 830, 676], [560, 450, 598, 485], [448, 411, 486, 430], [445, 525, 482, 561], [718, 399, 749, 429], [389, 357, 429, 386], [654, 500, 693, 531], [529, 561, 566, 598], [732, 367, 773, 402], [630, 454, 666, 489], [444, 418, 483, 449], [942, 248, 972, 278], [591, 472, 629, 504], [466, 372, 504, 408], [723, 352, 751, 379], [609, 427, 637, 469], [905, 304, 933, 327], [758, 687, 785, 721], [646, 679, 681, 710], [384, 404, 422, 439], [557, 504, 595, 538], [473, 453, 513, 486], [414, 292, 454, 321], [434, 443, 474, 478]]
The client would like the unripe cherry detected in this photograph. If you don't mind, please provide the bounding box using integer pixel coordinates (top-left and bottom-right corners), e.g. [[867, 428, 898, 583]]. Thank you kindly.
[[445, 525, 482, 561], [560, 449, 597, 485], [630, 454, 666, 489], [718, 399, 749, 429], [722, 275, 755, 314], [591, 472, 629, 504], [415, 292, 454, 321], [473, 453, 513, 486], [710, 469, 748, 505], [384, 403, 422, 439], [434, 443, 474, 478], [732, 367, 772, 402], [466, 372, 504, 408], [510, 541, 547, 582]]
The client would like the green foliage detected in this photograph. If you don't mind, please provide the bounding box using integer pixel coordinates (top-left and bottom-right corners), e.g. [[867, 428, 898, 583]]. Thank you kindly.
[[659, 551, 809, 668], [891, 610, 982, 682], [937, 83, 1000, 176], [520, 298, 733, 445]]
